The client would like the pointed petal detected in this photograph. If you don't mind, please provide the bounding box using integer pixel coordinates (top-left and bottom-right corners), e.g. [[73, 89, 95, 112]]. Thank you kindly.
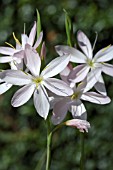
[[33, 85, 50, 119], [0, 47, 15, 55], [28, 21, 36, 46], [49, 94, 62, 109], [77, 30, 92, 58], [84, 68, 102, 92], [33, 32, 43, 49], [51, 99, 68, 125], [41, 55, 70, 78], [60, 65, 72, 83], [94, 75, 107, 96], [11, 84, 35, 107], [65, 119, 90, 133], [16, 43, 21, 50], [81, 92, 111, 104], [0, 83, 12, 94], [102, 63, 113, 77], [13, 50, 25, 60], [21, 34, 28, 49], [94, 45, 113, 62], [25, 48, 41, 77], [1, 70, 32, 85], [68, 64, 90, 83], [43, 78, 73, 96], [55, 45, 87, 63], [70, 100, 87, 120], [0, 56, 13, 63], [15, 60, 23, 70], [10, 61, 18, 70]]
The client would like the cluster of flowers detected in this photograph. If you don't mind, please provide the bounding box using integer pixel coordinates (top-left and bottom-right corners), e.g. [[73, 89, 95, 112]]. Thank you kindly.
[[0, 21, 113, 133]]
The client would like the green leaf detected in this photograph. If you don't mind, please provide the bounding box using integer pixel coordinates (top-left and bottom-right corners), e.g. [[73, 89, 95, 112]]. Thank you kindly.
[[36, 9, 41, 39], [63, 9, 72, 47]]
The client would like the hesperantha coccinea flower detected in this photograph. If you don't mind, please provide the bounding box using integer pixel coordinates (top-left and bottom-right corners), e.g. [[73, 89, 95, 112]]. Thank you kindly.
[[51, 65, 111, 125], [55, 30, 113, 95], [0, 21, 43, 69], [0, 47, 73, 119]]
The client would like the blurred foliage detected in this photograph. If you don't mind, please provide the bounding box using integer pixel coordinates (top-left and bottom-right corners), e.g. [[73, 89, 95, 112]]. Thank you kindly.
[[0, 0, 113, 170]]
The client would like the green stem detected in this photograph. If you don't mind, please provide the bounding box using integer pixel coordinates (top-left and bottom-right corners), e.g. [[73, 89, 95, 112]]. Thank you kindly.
[[80, 133, 85, 170], [45, 121, 65, 170], [46, 132, 52, 170], [46, 119, 52, 170]]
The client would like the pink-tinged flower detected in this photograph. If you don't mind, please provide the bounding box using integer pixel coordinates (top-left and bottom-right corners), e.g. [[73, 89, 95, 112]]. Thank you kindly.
[[51, 66, 111, 125], [65, 119, 90, 133], [55, 31, 113, 94], [1, 48, 73, 119], [0, 21, 43, 69]]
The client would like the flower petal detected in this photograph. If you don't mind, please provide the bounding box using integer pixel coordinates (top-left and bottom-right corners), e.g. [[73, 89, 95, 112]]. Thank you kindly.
[[0, 56, 13, 63], [94, 45, 113, 62], [81, 92, 111, 104], [94, 75, 107, 96], [55, 45, 87, 63], [0, 83, 12, 94], [21, 34, 28, 49], [33, 32, 43, 49], [25, 47, 41, 77], [11, 84, 35, 107], [77, 30, 92, 58], [65, 119, 90, 133], [60, 64, 72, 83], [1, 70, 32, 85], [33, 85, 50, 119], [51, 99, 68, 125], [84, 68, 102, 92], [68, 64, 90, 83], [43, 78, 73, 96], [70, 100, 87, 120], [28, 21, 36, 46], [102, 63, 113, 77], [41, 55, 70, 78], [13, 50, 25, 60], [0, 47, 15, 55]]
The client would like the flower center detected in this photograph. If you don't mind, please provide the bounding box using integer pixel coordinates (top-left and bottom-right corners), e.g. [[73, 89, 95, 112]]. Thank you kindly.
[[71, 92, 80, 100], [32, 77, 43, 87], [87, 59, 94, 67]]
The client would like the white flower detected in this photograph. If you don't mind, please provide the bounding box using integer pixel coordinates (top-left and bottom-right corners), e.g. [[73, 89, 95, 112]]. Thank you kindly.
[[55, 31, 113, 95], [51, 66, 111, 125], [1, 48, 73, 119], [0, 21, 43, 69]]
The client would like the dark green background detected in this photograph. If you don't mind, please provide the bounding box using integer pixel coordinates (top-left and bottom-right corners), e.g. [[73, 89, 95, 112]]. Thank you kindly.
[[0, 0, 113, 169]]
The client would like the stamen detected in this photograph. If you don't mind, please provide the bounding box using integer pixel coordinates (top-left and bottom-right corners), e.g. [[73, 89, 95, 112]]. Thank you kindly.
[[71, 92, 80, 100], [87, 59, 94, 67], [102, 44, 111, 52], [5, 42, 15, 49], [93, 32, 98, 51], [32, 77, 43, 87], [13, 32, 21, 45]]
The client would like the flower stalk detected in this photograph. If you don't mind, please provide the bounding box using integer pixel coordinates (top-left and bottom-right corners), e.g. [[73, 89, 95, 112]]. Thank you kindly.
[[80, 132, 85, 170], [46, 119, 52, 170]]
